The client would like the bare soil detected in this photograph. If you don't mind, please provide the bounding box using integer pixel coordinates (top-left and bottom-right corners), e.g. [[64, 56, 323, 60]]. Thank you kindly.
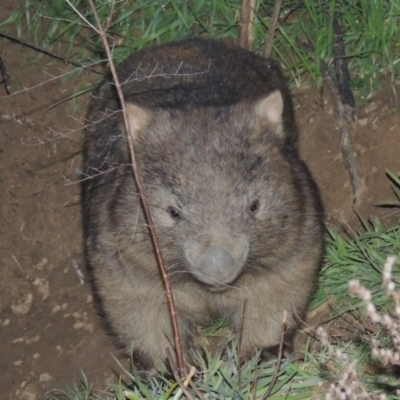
[[1, 3, 399, 399]]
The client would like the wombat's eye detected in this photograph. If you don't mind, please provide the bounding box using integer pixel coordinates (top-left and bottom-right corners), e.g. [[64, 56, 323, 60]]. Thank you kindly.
[[168, 206, 181, 219], [249, 200, 259, 214]]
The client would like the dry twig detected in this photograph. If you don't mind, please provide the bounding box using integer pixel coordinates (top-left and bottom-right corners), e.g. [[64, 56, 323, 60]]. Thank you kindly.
[[330, 17, 365, 203], [238, 0, 257, 50], [263, 0, 283, 58], [298, 36, 365, 203], [68, 0, 185, 376], [0, 32, 104, 76], [0, 54, 11, 94], [189, 379, 206, 400], [237, 298, 247, 390], [261, 312, 287, 400], [320, 61, 365, 202], [166, 348, 195, 400]]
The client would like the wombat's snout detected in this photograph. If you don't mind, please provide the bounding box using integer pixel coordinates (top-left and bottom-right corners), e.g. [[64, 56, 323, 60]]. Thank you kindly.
[[184, 239, 249, 288]]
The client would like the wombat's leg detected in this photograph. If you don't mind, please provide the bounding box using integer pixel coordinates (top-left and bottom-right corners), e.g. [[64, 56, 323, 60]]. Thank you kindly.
[[237, 302, 287, 360], [102, 286, 191, 371], [258, 328, 296, 360], [126, 309, 191, 371], [232, 262, 316, 360]]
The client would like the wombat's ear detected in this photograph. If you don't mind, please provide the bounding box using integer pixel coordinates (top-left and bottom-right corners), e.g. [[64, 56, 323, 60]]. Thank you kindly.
[[254, 90, 284, 137], [125, 103, 154, 141]]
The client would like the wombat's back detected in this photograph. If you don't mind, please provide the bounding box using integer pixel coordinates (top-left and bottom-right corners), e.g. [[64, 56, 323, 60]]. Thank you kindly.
[[87, 38, 298, 142]]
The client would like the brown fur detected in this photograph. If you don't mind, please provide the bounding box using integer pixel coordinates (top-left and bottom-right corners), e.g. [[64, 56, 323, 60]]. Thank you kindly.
[[82, 38, 325, 371]]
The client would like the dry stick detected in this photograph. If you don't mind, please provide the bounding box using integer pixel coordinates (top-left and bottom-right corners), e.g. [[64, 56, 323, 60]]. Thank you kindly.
[[299, 40, 365, 203], [333, 18, 355, 118], [189, 380, 206, 400], [0, 32, 104, 76], [263, 0, 283, 58], [166, 348, 195, 400], [0, 54, 10, 94], [331, 17, 365, 203], [183, 366, 206, 400], [85, 0, 185, 376], [238, 0, 257, 50], [237, 298, 246, 391], [250, 354, 261, 400], [320, 61, 365, 202], [261, 312, 287, 400]]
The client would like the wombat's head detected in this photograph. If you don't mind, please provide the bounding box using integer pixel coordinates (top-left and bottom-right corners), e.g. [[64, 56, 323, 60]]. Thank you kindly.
[[123, 91, 306, 291]]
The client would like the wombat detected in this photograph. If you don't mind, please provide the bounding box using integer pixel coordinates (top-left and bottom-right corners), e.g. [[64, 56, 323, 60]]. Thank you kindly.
[[82, 38, 325, 371]]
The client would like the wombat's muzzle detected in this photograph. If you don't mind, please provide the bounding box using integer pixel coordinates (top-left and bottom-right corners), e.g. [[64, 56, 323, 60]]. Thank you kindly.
[[184, 239, 249, 289]]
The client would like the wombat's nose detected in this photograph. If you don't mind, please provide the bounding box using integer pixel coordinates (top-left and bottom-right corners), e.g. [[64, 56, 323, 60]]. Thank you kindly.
[[200, 246, 238, 283]]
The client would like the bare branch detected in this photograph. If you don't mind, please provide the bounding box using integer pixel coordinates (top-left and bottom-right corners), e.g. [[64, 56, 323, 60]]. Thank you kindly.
[[238, 0, 257, 50], [166, 348, 195, 399], [0, 32, 104, 76], [66, 0, 99, 32], [261, 311, 287, 400], [80, 0, 185, 376], [298, 40, 365, 203], [0, 54, 11, 94], [320, 62, 365, 203], [263, 0, 283, 58], [237, 298, 246, 390]]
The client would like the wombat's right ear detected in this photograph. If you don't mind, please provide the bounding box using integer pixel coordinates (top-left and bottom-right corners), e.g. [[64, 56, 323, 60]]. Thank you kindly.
[[125, 103, 153, 141], [254, 90, 284, 137]]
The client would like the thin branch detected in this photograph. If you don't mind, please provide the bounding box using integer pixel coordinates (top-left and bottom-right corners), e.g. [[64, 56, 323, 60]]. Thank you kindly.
[[261, 312, 287, 400], [166, 348, 195, 400], [237, 298, 246, 390], [84, 0, 185, 376], [298, 39, 365, 203], [105, 0, 116, 31], [0, 54, 11, 94], [333, 17, 355, 114], [251, 359, 260, 400], [320, 62, 365, 202], [238, 0, 257, 50], [0, 32, 104, 76], [189, 379, 207, 400], [66, 0, 99, 32], [263, 0, 283, 58]]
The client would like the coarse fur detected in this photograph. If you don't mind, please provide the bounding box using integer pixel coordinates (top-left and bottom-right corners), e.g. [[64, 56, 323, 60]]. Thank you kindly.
[[82, 38, 325, 371]]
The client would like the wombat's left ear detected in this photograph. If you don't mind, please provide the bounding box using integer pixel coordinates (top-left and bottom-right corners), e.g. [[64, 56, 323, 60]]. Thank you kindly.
[[254, 90, 284, 137], [125, 103, 154, 142]]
